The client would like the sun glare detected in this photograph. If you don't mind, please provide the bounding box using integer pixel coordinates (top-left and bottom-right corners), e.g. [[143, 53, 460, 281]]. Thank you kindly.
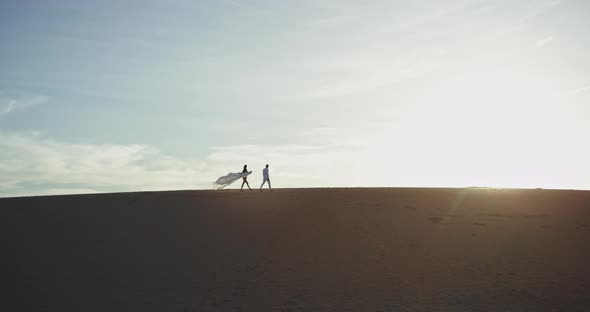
[[404, 70, 575, 189]]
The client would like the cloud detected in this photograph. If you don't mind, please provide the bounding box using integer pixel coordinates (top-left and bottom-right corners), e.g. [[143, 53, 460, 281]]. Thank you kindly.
[[536, 36, 554, 47], [0, 132, 216, 197], [0, 130, 365, 197], [3, 112, 589, 197], [515, 0, 562, 27], [295, 50, 441, 99], [543, 0, 561, 7], [0, 92, 47, 115], [207, 144, 365, 187], [573, 85, 590, 94]]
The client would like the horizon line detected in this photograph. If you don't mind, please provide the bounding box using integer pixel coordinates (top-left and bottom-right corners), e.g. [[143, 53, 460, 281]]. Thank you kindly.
[[2, 186, 589, 200]]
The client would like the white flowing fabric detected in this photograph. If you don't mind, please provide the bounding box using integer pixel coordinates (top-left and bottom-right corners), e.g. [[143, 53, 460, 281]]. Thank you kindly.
[[213, 171, 252, 190]]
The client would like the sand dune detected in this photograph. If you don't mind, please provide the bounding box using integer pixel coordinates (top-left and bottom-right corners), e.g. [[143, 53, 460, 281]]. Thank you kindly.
[[2, 188, 590, 311]]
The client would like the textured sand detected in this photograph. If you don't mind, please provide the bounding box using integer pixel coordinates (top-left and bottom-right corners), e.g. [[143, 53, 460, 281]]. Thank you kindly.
[[2, 188, 590, 311]]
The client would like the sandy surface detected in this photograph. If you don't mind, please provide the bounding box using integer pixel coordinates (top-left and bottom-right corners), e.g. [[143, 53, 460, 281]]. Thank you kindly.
[[2, 187, 590, 311]]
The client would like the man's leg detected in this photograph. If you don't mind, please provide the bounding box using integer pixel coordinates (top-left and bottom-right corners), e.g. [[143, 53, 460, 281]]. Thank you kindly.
[[260, 180, 266, 190], [268, 179, 271, 190]]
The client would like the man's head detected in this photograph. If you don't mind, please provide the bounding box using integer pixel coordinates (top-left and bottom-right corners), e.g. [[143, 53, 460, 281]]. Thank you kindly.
[[266, 164, 269, 168]]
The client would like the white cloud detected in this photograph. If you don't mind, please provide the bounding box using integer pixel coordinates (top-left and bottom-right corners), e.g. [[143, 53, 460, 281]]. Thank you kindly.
[[543, 0, 561, 7], [536, 36, 554, 47], [0, 92, 47, 115], [573, 85, 590, 94], [285, 49, 441, 100], [0, 132, 217, 197], [508, 1, 563, 30], [0, 130, 365, 197], [3, 111, 590, 197], [206, 139, 363, 186]]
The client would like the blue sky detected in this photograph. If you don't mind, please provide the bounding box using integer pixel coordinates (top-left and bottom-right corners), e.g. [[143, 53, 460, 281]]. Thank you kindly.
[[1, 0, 589, 196]]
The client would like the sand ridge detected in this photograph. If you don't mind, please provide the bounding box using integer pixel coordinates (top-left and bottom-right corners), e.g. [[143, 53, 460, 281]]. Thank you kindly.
[[2, 187, 590, 311]]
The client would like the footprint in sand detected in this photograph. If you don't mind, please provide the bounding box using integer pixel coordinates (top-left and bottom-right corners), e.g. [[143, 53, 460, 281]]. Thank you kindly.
[[472, 222, 486, 226], [428, 217, 443, 223], [480, 213, 509, 218], [480, 213, 550, 219], [280, 292, 305, 312], [127, 197, 138, 205], [523, 214, 549, 218]]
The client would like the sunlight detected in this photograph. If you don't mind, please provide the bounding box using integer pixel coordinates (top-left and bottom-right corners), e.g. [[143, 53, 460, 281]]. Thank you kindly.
[[403, 70, 575, 189]]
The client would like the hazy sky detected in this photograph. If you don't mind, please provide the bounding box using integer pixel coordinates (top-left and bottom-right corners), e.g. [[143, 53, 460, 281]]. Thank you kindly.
[[1, 0, 589, 196]]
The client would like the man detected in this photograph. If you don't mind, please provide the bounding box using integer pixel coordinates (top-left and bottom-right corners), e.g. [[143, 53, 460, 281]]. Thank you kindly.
[[260, 164, 271, 191]]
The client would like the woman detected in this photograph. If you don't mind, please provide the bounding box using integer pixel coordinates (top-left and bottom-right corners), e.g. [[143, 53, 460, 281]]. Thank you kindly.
[[241, 164, 252, 191]]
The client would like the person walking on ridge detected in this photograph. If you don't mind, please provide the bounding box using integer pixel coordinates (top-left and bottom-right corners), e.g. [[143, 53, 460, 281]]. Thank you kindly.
[[260, 164, 271, 191], [241, 164, 252, 191]]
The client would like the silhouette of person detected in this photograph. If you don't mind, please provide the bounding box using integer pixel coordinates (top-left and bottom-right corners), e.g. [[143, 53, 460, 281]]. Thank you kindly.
[[260, 164, 271, 191], [241, 164, 252, 191]]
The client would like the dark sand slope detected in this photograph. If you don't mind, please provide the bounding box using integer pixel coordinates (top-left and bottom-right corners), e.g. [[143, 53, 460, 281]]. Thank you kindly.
[[2, 188, 590, 311]]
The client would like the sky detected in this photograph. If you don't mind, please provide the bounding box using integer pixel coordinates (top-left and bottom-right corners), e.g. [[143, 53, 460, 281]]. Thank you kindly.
[[1, 0, 589, 197]]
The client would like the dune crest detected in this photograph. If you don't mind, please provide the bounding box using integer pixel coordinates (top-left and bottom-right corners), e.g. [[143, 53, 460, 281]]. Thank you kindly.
[[2, 188, 590, 311]]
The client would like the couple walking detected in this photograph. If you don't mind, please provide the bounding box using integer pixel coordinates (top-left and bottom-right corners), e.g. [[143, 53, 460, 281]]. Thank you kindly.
[[241, 164, 271, 191]]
